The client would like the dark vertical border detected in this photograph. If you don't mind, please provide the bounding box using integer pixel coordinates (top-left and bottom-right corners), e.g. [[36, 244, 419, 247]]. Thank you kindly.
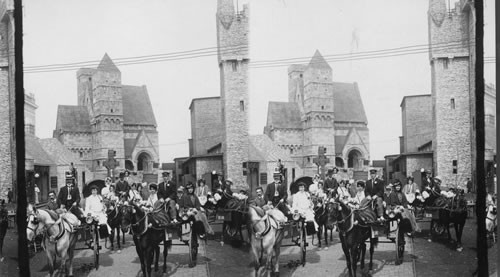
[[496, 0, 500, 271], [14, 0, 29, 276], [475, 0, 487, 275]]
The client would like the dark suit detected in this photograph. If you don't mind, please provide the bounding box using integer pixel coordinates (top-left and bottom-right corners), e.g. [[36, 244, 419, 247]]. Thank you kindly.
[[158, 181, 178, 219], [365, 177, 385, 217], [57, 185, 81, 209], [115, 180, 130, 198], [264, 181, 289, 216], [47, 199, 58, 211], [324, 177, 338, 196], [158, 181, 177, 201]]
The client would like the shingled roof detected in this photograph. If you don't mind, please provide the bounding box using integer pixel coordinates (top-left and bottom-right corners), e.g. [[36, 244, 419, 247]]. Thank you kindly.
[[122, 85, 157, 126], [248, 134, 294, 162], [55, 105, 91, 133], [38, 138, 82, 166], [332, 82, 368, 124], [308, 50, 331, 70], [266, 102, 301, 129], [25, 136, 55, 166], [97, 53, 120, 72]]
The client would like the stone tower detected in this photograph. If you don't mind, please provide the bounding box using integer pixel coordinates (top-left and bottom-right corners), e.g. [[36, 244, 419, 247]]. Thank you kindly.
[[428, 0, 474, 186], [301, 51, 336, 175], [216, 0, 250, 189], [90, 54, 125, 177], [0, 0, 15, 200]]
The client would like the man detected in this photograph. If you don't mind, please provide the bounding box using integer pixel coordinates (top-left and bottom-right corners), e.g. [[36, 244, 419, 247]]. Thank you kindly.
[[421, 168, 434, 191], [264, 171, 289, 215], [7, 188, 12, 203], [365, 169, 386, 221], [213, 172, 224, 192], [466, 178, 473, 193], [57, 173, 81, 213], [115, 172, 130, 201], [158, 171, 178, 223], [69, 162, 78, 185], [324, 168, 339, 197], [47, 190, 58, 211], [222, 179, 234, 196], [251, 187, 266, 208]]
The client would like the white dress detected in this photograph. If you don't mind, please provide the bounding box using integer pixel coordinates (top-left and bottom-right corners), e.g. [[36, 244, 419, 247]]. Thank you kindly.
[[292, 192, 315, 221], [308, 182, 319, 195], [84, 194, 111, 233]]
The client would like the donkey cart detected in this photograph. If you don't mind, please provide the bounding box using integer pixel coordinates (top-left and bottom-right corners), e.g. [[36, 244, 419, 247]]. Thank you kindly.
[[74, 215, 107, 270], [281, 214, 311, 266], [162, 214, 200, 267], [369, 211, 407, 265]]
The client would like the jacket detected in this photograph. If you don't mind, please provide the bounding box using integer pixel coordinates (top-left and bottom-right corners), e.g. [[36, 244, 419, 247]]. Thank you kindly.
[[178, 193, 201, 210], [158, 181, 177, 201], [264, 182, 288, 205], [365, 177, 385, 198], [57, 185, 81, 208]]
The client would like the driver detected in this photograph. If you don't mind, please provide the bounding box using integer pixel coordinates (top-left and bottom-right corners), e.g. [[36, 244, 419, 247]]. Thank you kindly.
[[177, 182, 214, 237], [264, 171, 289, 216]]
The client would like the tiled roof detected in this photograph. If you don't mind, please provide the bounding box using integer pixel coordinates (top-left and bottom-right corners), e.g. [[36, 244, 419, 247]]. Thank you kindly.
[[248, 134, 293, 162], [38, 138, 82, 166], [124, 138, 136, 158], [55, 105, 91, 133], [25, 136, 55, 166], [334, 135, 346, 154], [266, 102, 301, 129], [122, 85, 157, 126], [97, 53, 120, 72], [332, 82, 368, 123], [308, 50, 331, 70]]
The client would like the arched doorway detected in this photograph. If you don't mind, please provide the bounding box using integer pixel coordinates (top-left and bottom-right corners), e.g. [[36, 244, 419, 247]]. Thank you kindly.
[[125, 160, 134, 171], [335, 157, 345, 168], [137, 152, 152, 173], [347, 149, 363, 170]]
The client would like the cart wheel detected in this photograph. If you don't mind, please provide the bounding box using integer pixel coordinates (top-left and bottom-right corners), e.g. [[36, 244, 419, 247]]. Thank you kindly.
[[94, 224, 100, 270], [300, 222, 306, 266], [395, 226, 405, 265]]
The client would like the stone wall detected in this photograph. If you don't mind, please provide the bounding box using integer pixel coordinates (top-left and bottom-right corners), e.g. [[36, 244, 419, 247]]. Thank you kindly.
[[402, 96, 433, 152], [190, 98, 223, 156]]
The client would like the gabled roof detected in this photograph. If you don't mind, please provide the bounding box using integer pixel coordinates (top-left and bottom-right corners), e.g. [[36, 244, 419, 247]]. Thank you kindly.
[[266, 102, 301, 129], [122, 85, 157, 126], [124, 138, 136, 158], [248, 134, 293, 162], [333, 82, 368, 123], [25, 136, 55, 166], [97, 53, 120, 72], [308, 50, 331, 70], [38, 138, 83, 166], [55, 105, 91, 133]]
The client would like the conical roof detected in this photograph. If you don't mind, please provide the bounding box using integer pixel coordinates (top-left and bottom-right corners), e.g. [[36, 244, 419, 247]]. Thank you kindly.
[[308, 50, 331, 70], [97, 53, 120, 72]]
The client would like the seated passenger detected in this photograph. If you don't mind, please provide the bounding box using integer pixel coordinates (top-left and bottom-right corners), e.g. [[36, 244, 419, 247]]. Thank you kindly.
[[336, 180, 350, 203], [251, 187, 266, 208], [177, 183, 214, 236], [387, 181, 420, 232], [292, 182, 318, 231], [84, 185, 112, 234], [141, 183, 172, 227]]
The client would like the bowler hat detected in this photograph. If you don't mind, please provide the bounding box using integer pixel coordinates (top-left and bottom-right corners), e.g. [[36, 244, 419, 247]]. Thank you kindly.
[[162, 172, 170, 177], [226, 178, 233, 184], [434, 176, 442, 183], [119, 172, 125, 178], [369, 169, 377, 174], [177, 186, 185, 192]]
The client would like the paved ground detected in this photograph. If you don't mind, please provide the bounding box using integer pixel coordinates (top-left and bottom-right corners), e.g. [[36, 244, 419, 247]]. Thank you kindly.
[[1, 213, 496, 276]]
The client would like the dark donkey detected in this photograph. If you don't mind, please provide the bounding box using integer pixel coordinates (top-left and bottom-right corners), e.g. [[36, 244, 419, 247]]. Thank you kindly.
[[313, 197, 334, 249], [120, 202, 171, 277], [327, 200, 378, 277], [105, 200, 124, 253]]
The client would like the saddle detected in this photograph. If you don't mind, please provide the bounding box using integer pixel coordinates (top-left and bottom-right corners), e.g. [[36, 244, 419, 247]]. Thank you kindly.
[[252, 207, 286, 238], [50, 209, 80, 233], [352, 199, 377, 226]]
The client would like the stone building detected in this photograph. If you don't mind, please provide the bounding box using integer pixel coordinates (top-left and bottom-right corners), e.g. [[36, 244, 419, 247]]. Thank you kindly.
[[25, 93, 86, 203], [385, 0, 496, 191], [53, 54, 160, 183], [264, 51, 370, 179], [0, 0, 15, 201]]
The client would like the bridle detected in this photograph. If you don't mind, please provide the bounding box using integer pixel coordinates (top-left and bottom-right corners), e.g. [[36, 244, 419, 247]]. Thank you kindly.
[[122, 204, 148, 236], [26, 212, 39, 234]]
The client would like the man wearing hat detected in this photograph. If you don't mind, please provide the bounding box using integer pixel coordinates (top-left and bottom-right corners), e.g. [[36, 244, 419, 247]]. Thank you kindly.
[[115, 172, 130, 201], [222, 179, 234, 195], [264, 171, 289, 216], [213, 172, 224, 192], [324, 168, 339, 197], [365, 169, 386, 221], [158, 171, 178, 223], [57, 172, 81, 213], [421, 168, 434, 192]]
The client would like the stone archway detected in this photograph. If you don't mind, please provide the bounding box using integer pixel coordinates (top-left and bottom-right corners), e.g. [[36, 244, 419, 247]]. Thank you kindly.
[[347, 149, 363, 170], [125, 160, 134, 171], [335, 157, 345, 168], [137, 152, 153, 173]]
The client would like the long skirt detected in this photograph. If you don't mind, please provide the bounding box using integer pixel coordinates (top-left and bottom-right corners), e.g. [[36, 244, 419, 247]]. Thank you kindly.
[[402, 208, 420, 232]]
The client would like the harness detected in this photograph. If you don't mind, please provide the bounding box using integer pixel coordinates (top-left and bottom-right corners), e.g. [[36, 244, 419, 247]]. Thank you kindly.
[[131, 211, 149, 237]]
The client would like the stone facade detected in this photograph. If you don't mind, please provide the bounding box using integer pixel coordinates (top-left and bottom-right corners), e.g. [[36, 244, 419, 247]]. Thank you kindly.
[[429, 0, 474, 187], [266, 52, 370, 178], [0, 0, 15, 201], [400, 95, 433, 153], [217, 0, 250, 190], [189, 97, 223, 156], [54, 55, 160, 183]]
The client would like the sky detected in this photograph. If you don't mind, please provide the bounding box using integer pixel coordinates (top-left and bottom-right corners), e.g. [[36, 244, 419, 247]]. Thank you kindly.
[[23, 0, 496, 163]]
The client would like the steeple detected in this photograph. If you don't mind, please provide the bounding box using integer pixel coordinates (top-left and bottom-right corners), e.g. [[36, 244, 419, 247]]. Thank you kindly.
[[308, 50, 331, 70], [97, 53, 120, 72]]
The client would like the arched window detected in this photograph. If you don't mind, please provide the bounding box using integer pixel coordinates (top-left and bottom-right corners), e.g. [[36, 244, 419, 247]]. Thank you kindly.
[[125, 160, 134, 171], [335, 157, 344, 168], [347, 150, 362, 170], [137, 152, 152, 172]]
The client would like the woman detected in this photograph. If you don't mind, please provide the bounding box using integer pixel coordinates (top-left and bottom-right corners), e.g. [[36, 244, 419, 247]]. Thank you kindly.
[[0, 200, 8, 262], [349, 181, 367, 206], [308, 174, 320, 195], [292, 182, 318, 231], [84, 185, 112, 235], [105, 185, 119, 203], [34, 184, 40, 204], [336, 180, 350, 202], [387, 181, 421, 233], [141, 183, 173, 226], [128, 183, 142, 203], [402, 176, 419, 204], [178, 183, 214, 236], [195, 179, 209, 206]]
